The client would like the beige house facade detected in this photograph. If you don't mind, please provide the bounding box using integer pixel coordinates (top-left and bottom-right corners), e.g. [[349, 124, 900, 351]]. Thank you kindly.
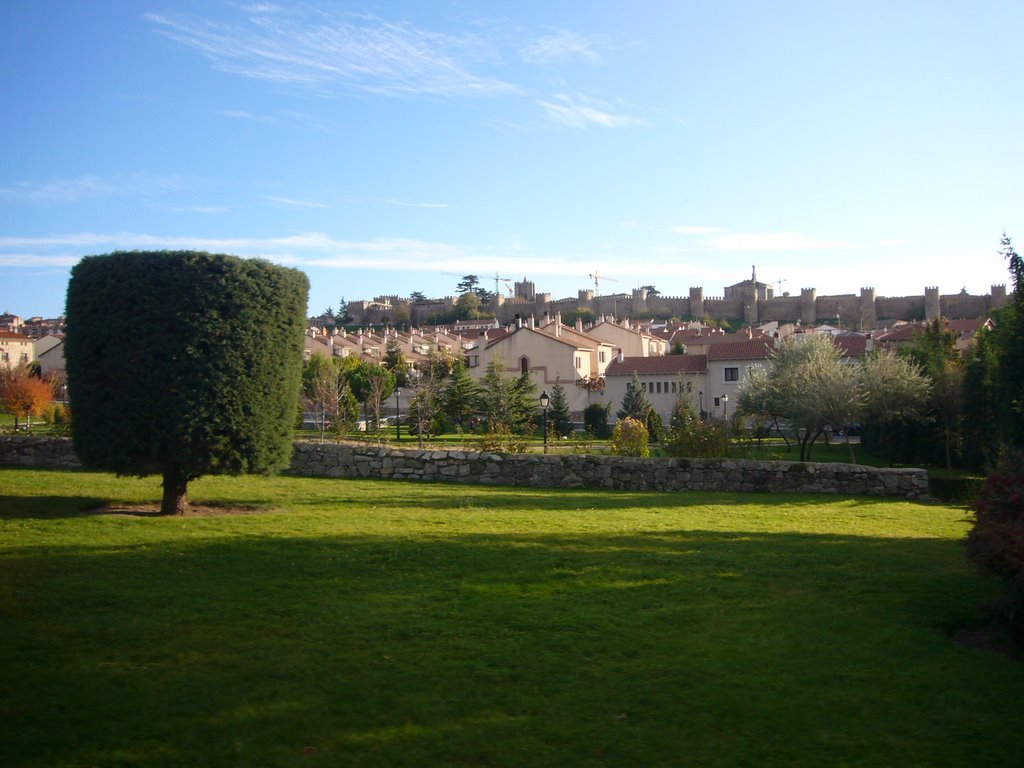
[[0, 331, 34, 369], [471, 325, 605, 418], [604, 355, 708, 424]]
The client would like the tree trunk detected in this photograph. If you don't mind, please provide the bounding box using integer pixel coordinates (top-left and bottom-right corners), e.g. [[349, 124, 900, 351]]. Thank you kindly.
[[161, 466, 189, 515]]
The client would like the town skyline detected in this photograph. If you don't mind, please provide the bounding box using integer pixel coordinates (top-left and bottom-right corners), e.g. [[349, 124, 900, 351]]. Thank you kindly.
[[3, 1, 1022, 318]]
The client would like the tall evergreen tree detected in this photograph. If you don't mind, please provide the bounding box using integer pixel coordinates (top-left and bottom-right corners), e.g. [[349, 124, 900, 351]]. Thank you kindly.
[[384, 337, 409, 386], [963, 233, 1024, 464], [476, 357, 538, 434], [65, 251, 308, 515], [616, 372, 653, 422], [443, 360, 478, 431], [548, 381, 573, 438]]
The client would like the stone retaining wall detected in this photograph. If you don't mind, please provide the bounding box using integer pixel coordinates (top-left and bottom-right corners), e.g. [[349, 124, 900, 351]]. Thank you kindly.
[[0, 438, 929, 499], [0, 436, 82, 469]]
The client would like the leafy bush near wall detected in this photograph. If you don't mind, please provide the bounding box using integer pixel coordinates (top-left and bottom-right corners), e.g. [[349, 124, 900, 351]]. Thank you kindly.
[[476, 424, 528, 453], [611, 417, 650, 458], [966, 450, 1024, 643], [928, 476, 984, 505]]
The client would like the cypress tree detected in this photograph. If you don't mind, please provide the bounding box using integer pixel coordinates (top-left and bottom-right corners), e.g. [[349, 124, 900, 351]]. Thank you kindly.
[[65, 251, 309, 514]]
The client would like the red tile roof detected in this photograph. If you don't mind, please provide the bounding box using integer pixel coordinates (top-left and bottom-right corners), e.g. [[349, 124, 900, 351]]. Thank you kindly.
[[605, 354, 708, 376], [833, 335, 868, 357], [706, 339, 773, 361]]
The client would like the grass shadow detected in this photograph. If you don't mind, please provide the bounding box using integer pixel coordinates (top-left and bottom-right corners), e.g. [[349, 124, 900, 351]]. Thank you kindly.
[[3, 527, 1021, 767]]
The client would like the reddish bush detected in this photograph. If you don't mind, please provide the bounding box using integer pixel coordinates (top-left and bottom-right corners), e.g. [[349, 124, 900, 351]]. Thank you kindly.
[[967, 450, 1024, 640]]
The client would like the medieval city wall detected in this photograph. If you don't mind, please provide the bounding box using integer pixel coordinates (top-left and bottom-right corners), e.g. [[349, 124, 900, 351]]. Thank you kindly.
[[362, 284, 1009, 329]]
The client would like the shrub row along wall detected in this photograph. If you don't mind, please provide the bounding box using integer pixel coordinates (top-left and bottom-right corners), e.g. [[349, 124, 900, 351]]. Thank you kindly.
[[0, 437, 931, 499]]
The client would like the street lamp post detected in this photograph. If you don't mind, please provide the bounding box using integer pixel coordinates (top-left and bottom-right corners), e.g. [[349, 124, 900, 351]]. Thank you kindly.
[[698, 390, 704, 421], [539, 390, 550, 454], [395, 388, 401, 442]]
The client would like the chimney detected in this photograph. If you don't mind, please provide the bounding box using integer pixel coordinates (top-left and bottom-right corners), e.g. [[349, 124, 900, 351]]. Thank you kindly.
[[516, 316, 522, 330], [575, 318, 583, 332], [528, 315, 536, 329], [618, 350, 624, 363]]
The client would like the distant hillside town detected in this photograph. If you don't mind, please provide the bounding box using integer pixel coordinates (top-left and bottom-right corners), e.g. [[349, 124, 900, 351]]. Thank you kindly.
[[3, 267, 1011, 427], [335, 268, 1010, 330]]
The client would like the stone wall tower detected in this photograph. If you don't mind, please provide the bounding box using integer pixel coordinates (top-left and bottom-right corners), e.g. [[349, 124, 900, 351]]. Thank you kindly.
[[925, 287, 940, 322], [689, 286, 704, 319], [992, 284, 1008, 309], [632, 287, 648, 316], [859, 287, 877, 330], [800, 288, 817, 325], [743, 291, 759, 325]]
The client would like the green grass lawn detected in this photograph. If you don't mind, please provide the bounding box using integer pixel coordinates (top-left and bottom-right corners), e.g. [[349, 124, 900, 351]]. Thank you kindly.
[[1, 468, 1020, 767]]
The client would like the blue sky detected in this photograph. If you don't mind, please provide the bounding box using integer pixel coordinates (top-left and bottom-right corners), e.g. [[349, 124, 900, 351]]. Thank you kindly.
[[2, 0, 1022, 319]]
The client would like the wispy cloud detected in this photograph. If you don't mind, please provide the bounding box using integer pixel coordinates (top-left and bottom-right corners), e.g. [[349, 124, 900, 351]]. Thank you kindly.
[[147, 9, 518, 98], [0, 252, 83, 268], [706, 232, 859, 251], [537, 94, 641, 129], [219, 109, 276, 123], [0, 232, 476, 271], [674, 225, 858, 251], [0, 231, 591, 279], [521, 30, 603, 64], [168, 205, 231, 215], [265, 195, 329, 209], [380, 199, 452, 209], [0, 174, 183, 203], [674, 225, 724, 235]]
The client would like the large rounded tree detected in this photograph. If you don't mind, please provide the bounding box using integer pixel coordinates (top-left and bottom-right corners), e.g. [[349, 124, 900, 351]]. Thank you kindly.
[[65, 251, 309, 514]]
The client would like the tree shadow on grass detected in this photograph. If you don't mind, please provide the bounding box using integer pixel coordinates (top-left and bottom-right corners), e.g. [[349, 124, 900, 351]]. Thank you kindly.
[[0, 494, 109, 519], [3, 528, 1021, 767]]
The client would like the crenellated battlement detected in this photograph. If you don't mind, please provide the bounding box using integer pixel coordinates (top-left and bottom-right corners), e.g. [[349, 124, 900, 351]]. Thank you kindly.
[[348, 278, 1011, 329]]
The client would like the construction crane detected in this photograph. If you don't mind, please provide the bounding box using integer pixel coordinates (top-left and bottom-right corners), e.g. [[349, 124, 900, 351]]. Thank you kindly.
[[588, 270, 619, 295], [490, 271, 513, 297]]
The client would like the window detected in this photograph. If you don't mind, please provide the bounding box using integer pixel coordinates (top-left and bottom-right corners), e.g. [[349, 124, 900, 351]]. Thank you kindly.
[[642, 382, 648, 392], [599, 351, 606, 363], [520, 357, 529, 375], [686, 381, 692, 393], [671, 381, 677, 394], [655, 382, 661, 394], [724, 367, 739, 382], [714, 397, 721, 407], [575, 356, 582, 369], [664, 381, 670, 394]]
